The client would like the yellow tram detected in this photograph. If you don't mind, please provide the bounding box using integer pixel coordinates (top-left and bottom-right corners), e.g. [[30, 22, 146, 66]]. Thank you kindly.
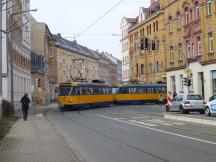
[[114, 84, 167, 105], [58, 82, 114, 110]]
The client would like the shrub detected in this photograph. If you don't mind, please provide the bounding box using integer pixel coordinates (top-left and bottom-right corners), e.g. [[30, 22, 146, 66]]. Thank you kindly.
[[2, 100, 14, 118]]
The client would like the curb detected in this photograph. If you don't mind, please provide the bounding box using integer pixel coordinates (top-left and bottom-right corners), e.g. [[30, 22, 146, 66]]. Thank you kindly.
[[164, 114, 216, 126]]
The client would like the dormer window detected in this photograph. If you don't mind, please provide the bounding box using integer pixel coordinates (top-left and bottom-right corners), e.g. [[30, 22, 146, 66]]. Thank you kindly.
[[141, 13, 143, 21]]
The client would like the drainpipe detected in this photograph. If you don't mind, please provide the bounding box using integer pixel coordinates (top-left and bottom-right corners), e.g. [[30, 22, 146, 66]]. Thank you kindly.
[[0, 5, 2, 117]]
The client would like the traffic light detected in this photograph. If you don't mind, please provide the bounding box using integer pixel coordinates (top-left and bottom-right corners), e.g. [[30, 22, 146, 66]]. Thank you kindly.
[[144, 38, 149, 50], [140, 38, 144, 50], [38, 79, 41, 87], [187, 77, 192, 86], [183, 77, 192, 87], [152, 40, 156, 51], [183, 78, 188, 86]]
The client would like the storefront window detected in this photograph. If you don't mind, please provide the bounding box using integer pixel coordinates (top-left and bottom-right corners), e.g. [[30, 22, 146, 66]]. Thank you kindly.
[[212, 71, 216, 93]]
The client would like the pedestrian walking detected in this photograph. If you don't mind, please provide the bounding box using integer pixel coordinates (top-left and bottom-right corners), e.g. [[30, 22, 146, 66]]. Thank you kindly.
[[173, 91, 177, 98], [20, 93, 30, 121]]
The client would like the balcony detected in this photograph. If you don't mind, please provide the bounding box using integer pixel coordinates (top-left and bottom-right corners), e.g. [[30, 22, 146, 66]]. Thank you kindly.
[[184, 19, 201, 38]]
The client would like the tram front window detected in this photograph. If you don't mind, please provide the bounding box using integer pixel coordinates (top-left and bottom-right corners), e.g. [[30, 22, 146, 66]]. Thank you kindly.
[[59, 87, 71, 96]]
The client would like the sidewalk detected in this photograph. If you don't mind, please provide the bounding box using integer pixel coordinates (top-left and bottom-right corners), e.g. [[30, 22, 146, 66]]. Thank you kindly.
[[0, 104, 80, 162]]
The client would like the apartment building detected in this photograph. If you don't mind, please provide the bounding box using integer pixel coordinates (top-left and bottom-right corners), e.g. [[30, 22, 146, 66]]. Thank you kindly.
[[1, 0, 31, 110], [128, 0, 166, 84], [120, 17, 137, 82], [165, 0, 216, 100], [30, 16, 57, 104], [53, 34, 100, 83]]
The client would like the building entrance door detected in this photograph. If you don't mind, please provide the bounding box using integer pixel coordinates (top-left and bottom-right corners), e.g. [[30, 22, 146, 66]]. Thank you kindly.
[[198, 72, 205, 99]]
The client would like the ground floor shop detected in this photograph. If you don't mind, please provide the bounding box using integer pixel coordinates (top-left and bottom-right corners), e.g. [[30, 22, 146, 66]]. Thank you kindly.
[[167, 62, 216, 101]]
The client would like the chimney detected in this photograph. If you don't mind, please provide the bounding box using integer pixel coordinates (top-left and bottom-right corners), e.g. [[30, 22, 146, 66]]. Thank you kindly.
[[57, 33, 62, 37], [151, 0, 155, 4]]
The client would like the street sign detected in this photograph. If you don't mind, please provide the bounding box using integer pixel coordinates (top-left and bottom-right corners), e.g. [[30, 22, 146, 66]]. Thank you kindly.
[[184, 68, 192, 75]]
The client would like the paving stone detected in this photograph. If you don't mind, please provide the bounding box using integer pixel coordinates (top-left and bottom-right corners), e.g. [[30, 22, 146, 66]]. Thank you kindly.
[[0, 104, 79, 162]]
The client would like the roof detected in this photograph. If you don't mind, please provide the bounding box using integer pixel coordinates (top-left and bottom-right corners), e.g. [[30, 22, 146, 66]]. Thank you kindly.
[[126, 18, 137, 24], [103, 53, 121, 65], [53, 34, 99, 60]]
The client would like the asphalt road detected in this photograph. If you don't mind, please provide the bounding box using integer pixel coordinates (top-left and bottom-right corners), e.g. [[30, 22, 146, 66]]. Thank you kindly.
[[46, 105, 216, 162]]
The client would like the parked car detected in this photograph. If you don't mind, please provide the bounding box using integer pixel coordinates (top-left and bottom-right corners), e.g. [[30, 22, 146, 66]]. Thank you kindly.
[[205, 94, 216, 116], [166, 94, 205, 114]]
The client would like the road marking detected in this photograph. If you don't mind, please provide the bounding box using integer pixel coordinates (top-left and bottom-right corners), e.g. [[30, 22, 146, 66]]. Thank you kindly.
[[96, 114, 216, 145], [128, 120, 158, 127], [172, 122, 185, 125], [131, 117, 149, 119]]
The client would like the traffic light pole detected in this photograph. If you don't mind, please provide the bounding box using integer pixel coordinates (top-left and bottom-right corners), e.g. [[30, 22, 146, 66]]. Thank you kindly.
[[186, 52, 190, 94]]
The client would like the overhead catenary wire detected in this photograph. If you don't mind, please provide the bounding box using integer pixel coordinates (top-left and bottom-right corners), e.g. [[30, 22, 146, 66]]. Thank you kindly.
[[78, 0, 125, 37]]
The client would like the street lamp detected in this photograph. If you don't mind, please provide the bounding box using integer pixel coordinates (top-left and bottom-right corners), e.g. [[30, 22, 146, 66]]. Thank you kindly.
[[8, 9, 37, 108]]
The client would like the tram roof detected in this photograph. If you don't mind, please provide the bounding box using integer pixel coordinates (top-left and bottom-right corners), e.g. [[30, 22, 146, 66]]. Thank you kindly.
[[117, 84, 167, 88], [59, 82, 112, 87]]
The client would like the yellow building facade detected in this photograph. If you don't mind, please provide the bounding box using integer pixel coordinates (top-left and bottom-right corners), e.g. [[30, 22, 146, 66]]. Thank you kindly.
[[128, 1, 166, 84], [53, 34, 100, 83], [164, 0, 216, 100], [127, 0, 216, 100]]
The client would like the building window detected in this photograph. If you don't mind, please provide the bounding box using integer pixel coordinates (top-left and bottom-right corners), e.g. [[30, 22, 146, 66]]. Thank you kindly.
[[156, 61, 160, 73], [170, 44, 174, 62], [149, 24, 152, 34], [186, 41, 190, 58], [177, 13, 181, 29], [197, 37, 201, 55], [168, 16, 172, 31], [156, 21, 159, 31], [185, 9, 189, 25], [195, 2, 200, 19], [178, 43, 183, 60], [153, 22, 156, 32], [192, 43, 195, 57], [141, 64, 144, 74], [207, 0, 212, 15], [209, 32, 214, 52], [147, 26, 149, 35]]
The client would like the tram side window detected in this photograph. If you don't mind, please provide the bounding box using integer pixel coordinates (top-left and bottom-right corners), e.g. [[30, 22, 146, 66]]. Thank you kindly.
[[147, 87, 155, 94], [129, 87, 138, 94], [138, 88, 146, 94], [59, 87, 71, 96], [118, 87, 129, 94], [70, 87, 78, 95], [93, 87, 100, 94], [105, 88, 112, 94]]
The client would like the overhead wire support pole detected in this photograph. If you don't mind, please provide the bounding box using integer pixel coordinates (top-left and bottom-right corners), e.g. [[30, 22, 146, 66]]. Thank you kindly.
[[0, 0, 3, 115]]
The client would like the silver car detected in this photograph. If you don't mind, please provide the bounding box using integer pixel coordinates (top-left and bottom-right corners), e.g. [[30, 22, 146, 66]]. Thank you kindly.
[[169, 94, 205, 114]]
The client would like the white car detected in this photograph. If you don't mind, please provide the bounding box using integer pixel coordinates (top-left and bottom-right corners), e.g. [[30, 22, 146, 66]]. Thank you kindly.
[[205, 94, 216, 116], [166, 94, 205, 114]]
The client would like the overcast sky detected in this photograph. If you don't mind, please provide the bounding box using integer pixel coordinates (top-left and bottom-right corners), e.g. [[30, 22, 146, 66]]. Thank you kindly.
[[31, 0, 150, 60]]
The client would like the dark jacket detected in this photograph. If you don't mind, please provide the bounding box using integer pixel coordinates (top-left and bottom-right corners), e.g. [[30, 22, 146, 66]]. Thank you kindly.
[[21, 96, 30, 109]]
